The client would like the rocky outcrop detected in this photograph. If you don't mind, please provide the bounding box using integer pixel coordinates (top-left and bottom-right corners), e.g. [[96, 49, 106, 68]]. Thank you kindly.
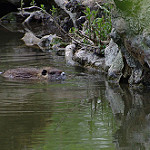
[[3, 0, 150, 87], [105, 0, 150, 86]]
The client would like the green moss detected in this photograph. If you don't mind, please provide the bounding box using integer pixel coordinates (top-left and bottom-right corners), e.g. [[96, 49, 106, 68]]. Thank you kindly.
[[114, 0, 150, 34]]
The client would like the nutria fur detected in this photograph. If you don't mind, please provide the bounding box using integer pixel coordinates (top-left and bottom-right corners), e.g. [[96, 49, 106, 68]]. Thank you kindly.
[[1, 67, 66, 80]]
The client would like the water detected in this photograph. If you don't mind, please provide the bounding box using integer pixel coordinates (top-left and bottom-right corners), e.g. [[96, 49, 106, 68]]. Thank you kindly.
[[0, 25, 116, 150], [1, 25, 150, 150]]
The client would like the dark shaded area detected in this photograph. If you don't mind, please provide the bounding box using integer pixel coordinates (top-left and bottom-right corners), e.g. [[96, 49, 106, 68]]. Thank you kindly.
[[34, 0, 57, 12], [0, 1, 18, 18], [0, 114, 52, 150], [0, 0, 57, 18], [0, 25, 24, 45], [106, 82, 150, 149]]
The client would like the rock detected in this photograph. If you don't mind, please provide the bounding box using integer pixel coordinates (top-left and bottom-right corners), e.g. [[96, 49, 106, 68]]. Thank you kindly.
[[73, 49, 105, 71], [38, 35, 52, 48], [22, 32, 40, 46], [110, 0, 150, 86], [65, 44, 77, 65], [20, 9, 63, 37], [108, 51, 124, 83], [54, 0, 85, 28], [105, 38, 125, 83], [105, 39, 119, 68], [22, 31, 63, 50], [129, 67, 143, 85], [38, 34, 62, 50], [112, 18, 127, 34]]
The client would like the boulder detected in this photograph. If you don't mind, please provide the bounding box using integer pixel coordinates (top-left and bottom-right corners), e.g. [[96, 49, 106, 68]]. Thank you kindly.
[[65, 44, 77, 66], [110, 0, 150, 86], [73, 49, 105, 71], [22, 31, 62, 50]]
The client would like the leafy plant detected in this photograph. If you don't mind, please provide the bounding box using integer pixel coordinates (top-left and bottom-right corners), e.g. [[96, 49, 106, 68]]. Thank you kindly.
[[30, 0, 36, 6], [70, 3, 112, 52], [20, 0, 24, 11], [84, 4, 112, 49], [84, 7, 99, 39], [50, 5, 58, 16], [40, 4, 45, 11]]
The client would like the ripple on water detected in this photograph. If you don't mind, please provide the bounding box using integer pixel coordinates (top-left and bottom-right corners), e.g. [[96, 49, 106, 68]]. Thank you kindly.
[[0, 25, 116, 150]]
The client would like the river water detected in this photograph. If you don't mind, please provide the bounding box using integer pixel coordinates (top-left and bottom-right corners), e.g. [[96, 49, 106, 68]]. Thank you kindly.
[[0, 25, 150, 150]]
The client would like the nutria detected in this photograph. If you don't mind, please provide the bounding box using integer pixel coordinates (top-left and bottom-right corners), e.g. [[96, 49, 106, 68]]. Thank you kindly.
[[1, 67, 66, 80]]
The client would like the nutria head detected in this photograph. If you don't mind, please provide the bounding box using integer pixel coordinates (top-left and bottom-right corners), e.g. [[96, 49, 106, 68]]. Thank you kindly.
[[2, 67, 66, 81], [40, 67, 66, 80]]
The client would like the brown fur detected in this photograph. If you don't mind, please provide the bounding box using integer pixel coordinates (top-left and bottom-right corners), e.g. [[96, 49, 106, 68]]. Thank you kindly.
[[2, 67, 65, 80]]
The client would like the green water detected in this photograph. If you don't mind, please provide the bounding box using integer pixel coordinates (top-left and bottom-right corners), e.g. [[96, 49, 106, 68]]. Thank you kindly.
[[0, 25, 117, 150]]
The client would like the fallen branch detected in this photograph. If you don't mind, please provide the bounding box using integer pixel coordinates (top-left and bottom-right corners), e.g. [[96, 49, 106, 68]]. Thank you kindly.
[[19, 6, 99, 49]]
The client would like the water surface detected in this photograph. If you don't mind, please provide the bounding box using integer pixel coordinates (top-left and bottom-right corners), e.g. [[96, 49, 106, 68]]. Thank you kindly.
[[0, 25, 117, 150]]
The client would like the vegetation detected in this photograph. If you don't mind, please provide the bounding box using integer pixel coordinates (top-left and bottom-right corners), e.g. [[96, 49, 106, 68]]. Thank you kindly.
[[19, 0, 112, 55], [50, 5, 58, 16], [20, 0, 24, 12], [70, 3, 112, 52], [30, 0, 36, 6]]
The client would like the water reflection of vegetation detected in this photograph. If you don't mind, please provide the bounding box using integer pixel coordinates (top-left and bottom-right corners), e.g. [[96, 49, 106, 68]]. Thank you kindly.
[[32, 93, 118, 150], [0, 24, 119, 150]]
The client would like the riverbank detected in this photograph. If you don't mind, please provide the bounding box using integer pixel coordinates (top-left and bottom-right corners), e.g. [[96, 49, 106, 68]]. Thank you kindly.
[[1, 0, 150, 87]]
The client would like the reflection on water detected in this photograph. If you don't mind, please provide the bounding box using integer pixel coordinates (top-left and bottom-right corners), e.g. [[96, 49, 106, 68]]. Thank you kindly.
[[0, 25, 116, 150], [1, 25, 150, 150], [106, 83, 150, 150]]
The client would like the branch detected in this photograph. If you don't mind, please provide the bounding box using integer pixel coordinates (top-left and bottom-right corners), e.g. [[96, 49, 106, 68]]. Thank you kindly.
[[19, 6, 99, 49], [76, 30, 95, 45], [95, 2, 110, 13]]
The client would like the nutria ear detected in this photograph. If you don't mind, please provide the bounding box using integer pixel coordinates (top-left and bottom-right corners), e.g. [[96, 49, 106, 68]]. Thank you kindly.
[[42, 70, 47, 76]]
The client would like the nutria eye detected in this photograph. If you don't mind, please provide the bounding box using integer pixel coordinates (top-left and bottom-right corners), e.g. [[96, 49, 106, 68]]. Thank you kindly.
[[42, 70, 47, 76]]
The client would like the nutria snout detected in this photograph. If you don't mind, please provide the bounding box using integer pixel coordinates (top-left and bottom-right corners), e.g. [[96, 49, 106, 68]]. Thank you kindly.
[[1, 67, 66, 80]]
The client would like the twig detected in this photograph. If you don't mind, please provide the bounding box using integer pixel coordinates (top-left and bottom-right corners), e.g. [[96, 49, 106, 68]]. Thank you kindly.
[[95, 2, 110, 13], [76, 30, 95, 45], [77, 30, 109, 45], [20, 6, 99, 49]]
